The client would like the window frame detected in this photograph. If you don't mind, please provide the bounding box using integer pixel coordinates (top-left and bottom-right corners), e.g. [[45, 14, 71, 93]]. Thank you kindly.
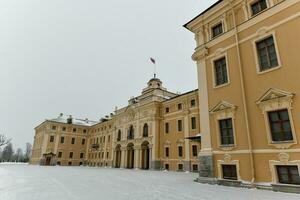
[[211, 53, 230, 88], [165, 122, 169, 134], [249, 0, 269, 17], [178, 146, 183, 157], [218, 118, 235, 146], [276, 165, 300, 185], [191, 116, 197, 130], [268, 109, 293, 142], [252, 32, 281, 75], [177, 120, 183, 132], [211, 22, 224, 39], [222, 164, 238, 180]]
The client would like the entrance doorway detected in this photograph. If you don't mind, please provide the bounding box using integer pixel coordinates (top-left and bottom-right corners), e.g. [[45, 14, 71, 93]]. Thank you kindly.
[[127, 143, 134, 169], [115, 145, 121, 168], [141, 141, 150, 170]]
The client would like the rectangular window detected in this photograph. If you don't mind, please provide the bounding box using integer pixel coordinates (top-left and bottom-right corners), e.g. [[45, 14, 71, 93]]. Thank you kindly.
[[69, 152, 73, 159], [212, 23, 223, 38], [165, 164, 169, 170], [256, 36, 278, 71], [178, 164, 183, 171], [62, 127, 66, 131], [73, 128, 77, 133], [165, 123, 169, 134], [80, 153, 84, 159], [82, 138, 85, 145], [52, 126, 56, 130], [106, 152, 109, 159], [165, 147, 169, 157], [251, 0, 267, 16], [178, 120, 183, 132], [219, 118, 234, 145], [178, 146, 183, 157], [177, 103, 182, 110], [276, 166, 300, 185], [222, 165, 238, 180], [58, 152, 62, 158], [268, 109, 293, 142], [192, 145, 198, 157], [214, 57, 228, 86], [60, 136, 65, 144], [191, 117, 197, 129], [166, 107, 170, 113], [191, 99, 196, 107], [71, 138, 75, 145], [50, 135, 55, 143], [83, 129, 87, 133]]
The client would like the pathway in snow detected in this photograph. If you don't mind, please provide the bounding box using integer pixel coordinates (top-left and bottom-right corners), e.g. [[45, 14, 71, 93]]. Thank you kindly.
[[0, 164, 298, 200]]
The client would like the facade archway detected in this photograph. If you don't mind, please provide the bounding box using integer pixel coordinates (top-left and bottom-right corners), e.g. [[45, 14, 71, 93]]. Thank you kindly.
[[115, 145, 121, 168], [141, 141, 150, 170], [127, 143, 134, 169]]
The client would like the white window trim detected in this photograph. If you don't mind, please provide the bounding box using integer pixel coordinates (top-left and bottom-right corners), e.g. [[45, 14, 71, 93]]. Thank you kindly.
[[269, 153, 300, 185], [252, 30, 282, 75], [217, 154, 241, 181], [248, 0, 270, 17], [256, 89, 297, 149], [210, 20, 224, 40], [211, 52, 230, 89]]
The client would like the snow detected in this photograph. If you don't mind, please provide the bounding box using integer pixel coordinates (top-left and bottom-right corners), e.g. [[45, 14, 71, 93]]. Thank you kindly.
[[0, 164, 299, 200]]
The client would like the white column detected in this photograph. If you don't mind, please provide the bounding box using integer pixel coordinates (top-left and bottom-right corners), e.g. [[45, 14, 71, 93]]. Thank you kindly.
[[120, 147, 126, 168], [134, 146, 140, 169]]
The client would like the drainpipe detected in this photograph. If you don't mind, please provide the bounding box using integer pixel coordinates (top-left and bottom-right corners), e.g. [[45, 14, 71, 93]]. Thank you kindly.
[[228, 0, 256, 185]]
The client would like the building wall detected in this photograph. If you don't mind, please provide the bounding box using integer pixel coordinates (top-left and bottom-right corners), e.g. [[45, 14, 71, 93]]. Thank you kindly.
[[185, 0, 300, 189]]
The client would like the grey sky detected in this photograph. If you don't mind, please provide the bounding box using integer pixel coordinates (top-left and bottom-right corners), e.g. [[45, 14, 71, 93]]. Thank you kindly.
[[0, 0, 217, 149]]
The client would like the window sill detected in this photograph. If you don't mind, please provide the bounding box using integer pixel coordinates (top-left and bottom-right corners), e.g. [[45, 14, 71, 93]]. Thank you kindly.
[[213, 82, 230, 89], [269, 140, 296, 149], [257, 65, 281, 75], [218, 145, 235, 151]]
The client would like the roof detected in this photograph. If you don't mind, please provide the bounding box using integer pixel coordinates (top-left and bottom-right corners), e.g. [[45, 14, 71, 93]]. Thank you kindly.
[[163, 89, 198, 102], [183, 0, 223, 29], [48, 115, 98, 127]]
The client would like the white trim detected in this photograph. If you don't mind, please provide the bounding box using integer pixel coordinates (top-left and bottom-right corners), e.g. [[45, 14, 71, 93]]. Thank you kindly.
[[211, 52, 231, 88], [251, 31, 282, 74], [217, 154, 241, 180], [248, 0, 270, 18]]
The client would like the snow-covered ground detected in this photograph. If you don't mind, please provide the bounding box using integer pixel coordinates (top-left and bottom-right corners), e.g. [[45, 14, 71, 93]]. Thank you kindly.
[[0, 164, 298, 200]]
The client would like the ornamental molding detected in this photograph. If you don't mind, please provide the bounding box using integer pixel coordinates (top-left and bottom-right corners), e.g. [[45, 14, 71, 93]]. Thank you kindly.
[[210, 101, 237, 114], [256, 88, 294, 105]]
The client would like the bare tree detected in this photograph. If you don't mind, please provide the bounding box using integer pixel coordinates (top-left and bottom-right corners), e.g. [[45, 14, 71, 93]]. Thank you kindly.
[[0, 134, 11, 147], [2, 143, 14, 162], [24, 143, 32, 162], [15, 148, 23, 162]]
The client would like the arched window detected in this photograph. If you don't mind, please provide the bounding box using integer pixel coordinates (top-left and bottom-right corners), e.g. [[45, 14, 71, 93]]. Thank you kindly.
[[117, 130, 121, 141], [143, 124, 148, 137], [128, 125, 134, 140]]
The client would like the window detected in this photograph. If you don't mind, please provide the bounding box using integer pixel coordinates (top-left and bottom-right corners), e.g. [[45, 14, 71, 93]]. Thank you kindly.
[[191, 99, 196, 107], [165, 147, 169, 157], [251, 0, 267, 16], [82, 138, 85, 145], [62, 127, 66, 131], [256, 36, 278, 71], [143, 124, 149, 137], [165, 164, 169, 170], [178, 146, 183, 157], [108, 135, 110, 142], [177, 120, 183, 132], [69, 152, 73, 159], [60, 136, 65, 144], [83, 129, 87, 133], [166, 107, 170, 113], [214, 57, 228, 86], [68, 162, 72, 166], [165, 123, 169, 134], [71, 138, 75, 145], [192, 164, 198, 171], [58, 152, 62, 158], [222, 165, 238, 180], [52, 126, 56, 130], [276, 166, 300, 185], [268, 109, 293, 142], [127, 125, 134, 140], [177, 103, 182, 110], [212, 23, 223, 38], [178, 164, 183, 171], [73, 128, 77, 133], [80, 153, 84, 159], [106, 152, 109, 159], [192, 145, 198, 157], [191, 117, 197, 129], [57, 161, 61, 165], [50, 135, 55, 143], [117, 130, 121, 141], [219, 118, 234, 145]]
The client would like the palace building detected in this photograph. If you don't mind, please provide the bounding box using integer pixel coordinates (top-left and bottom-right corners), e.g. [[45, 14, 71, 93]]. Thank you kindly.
[[184, 0, 300, 193], [31, 77, 201, 172]]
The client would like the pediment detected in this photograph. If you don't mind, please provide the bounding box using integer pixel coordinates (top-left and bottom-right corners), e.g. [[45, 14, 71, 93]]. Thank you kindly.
[[177, 139, 184, 144], [210, 101, 236, 113], [256, 88, 294, 104]]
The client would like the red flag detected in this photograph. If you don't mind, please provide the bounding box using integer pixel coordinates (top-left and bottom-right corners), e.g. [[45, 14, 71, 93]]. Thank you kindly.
[[150, 57, 156, 64]]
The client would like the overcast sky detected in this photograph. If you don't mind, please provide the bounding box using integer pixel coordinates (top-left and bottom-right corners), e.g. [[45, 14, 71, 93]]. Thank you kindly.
[[0, 0, 217, 149]]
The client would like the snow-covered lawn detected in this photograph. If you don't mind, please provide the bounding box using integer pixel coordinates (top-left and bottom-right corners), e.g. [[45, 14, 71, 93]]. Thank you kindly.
[[0, 164, 298, 200]]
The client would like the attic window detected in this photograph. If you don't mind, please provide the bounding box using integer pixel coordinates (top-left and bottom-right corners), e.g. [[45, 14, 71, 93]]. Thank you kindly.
[[212, 23, 223, 38]]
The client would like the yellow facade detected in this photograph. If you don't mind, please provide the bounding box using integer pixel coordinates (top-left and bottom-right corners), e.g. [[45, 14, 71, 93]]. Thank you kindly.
[[31, 78, 201, 172], [185, 0, 300, 193]]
